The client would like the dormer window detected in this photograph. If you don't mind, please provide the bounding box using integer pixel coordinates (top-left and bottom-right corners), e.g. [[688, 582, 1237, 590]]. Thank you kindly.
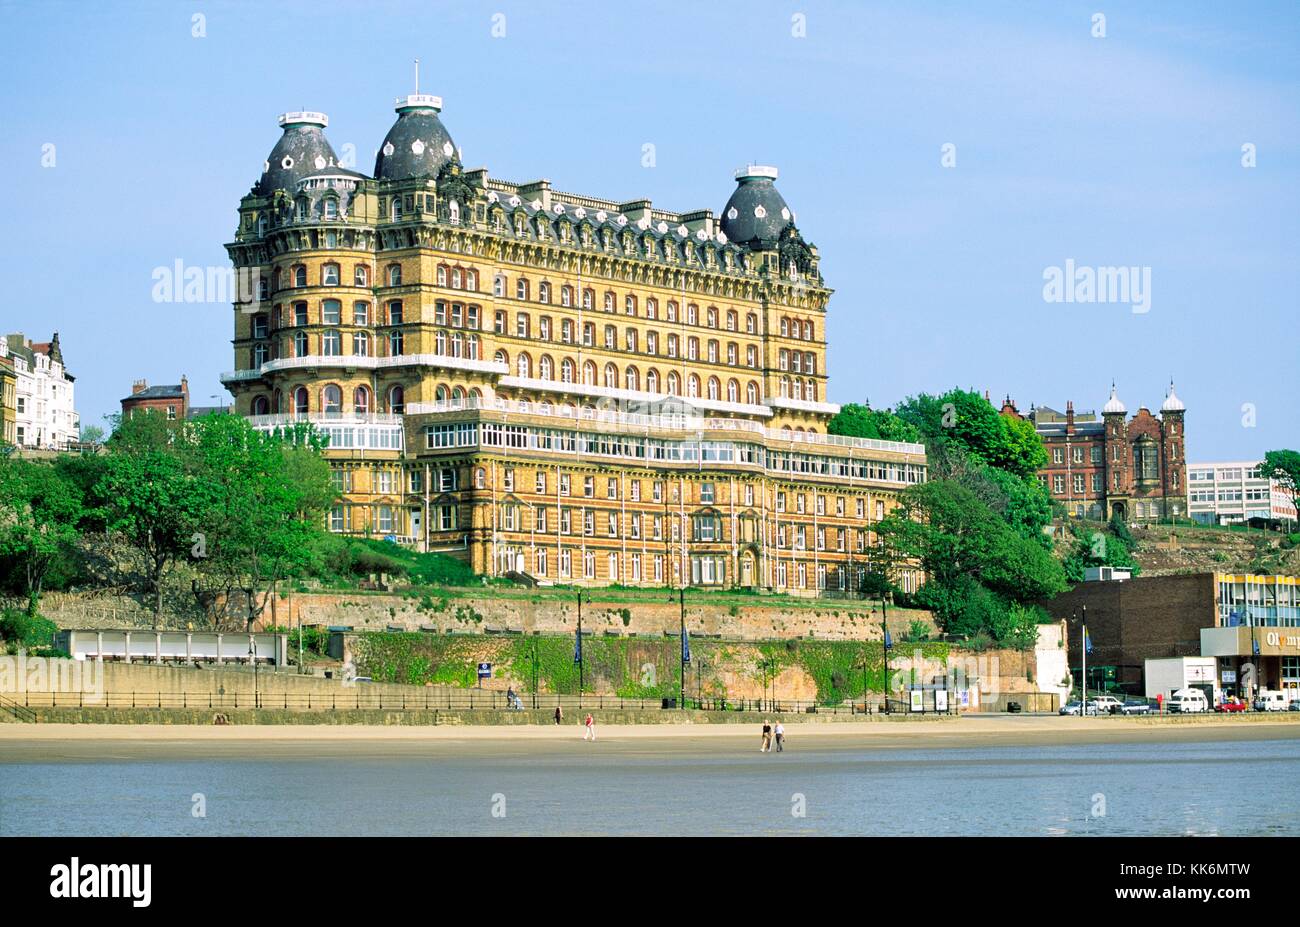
[[257, 216, 268, 236], [323, 199, 338, 220], [295, 198, 308, 220], [390, 198, 403, 221], [449, 199, 460, 223]]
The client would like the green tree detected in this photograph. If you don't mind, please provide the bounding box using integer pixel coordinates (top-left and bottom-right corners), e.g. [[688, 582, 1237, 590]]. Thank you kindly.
[[828, 402, 922, 444], [877, 480, 1066, 636], [1263, 450, 1300, 527], [188, 416, 335, 629], [98, 413, 216, 626], [0, 459, 83, 614]]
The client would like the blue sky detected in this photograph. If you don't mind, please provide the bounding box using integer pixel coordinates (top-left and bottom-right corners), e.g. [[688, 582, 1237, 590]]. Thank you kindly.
[[1, 0, 1296, 459]]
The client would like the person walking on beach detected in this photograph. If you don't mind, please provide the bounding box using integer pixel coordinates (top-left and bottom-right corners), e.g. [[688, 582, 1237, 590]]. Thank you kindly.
[[584, 712, 596, 741], [760, 720, 772, 752], [554, 705, 563, 725], [774, 721, 785, 752]]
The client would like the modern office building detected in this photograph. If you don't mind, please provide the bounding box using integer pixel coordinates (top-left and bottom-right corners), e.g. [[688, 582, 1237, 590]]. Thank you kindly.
[[1042, 572, 1300, 701], [1187, 461, 1297, 528], [220, 95, 927, 592]]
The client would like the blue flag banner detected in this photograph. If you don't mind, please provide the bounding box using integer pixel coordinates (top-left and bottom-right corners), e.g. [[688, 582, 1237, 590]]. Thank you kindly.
[[1228, 609, 1241, 627], [883, 627, 893, 651], [1253, 637, 1260, 656], [682, 626, 691, 665], [573, 630, 582, 664], [1084, 627, 1093, 655]]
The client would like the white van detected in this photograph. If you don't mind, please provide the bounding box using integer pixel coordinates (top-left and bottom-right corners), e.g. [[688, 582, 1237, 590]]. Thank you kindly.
[[1167, 688, 1209, 713], [1253, 690, 1288, 712]]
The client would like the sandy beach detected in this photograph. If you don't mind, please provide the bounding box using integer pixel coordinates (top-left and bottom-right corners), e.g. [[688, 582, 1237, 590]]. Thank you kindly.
[[3, 714, 1299, 760]]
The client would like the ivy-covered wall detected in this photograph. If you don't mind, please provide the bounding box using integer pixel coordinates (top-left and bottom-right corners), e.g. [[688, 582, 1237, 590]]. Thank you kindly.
[[350, 632, 951, 705]]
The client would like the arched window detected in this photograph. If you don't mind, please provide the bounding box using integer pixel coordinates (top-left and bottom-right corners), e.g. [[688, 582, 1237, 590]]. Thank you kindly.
[[583, 360, 597, 385], [625, 366, 639, 391], [803, 321, 813, 339], [603, 292, 614, 311], [538, 281, 551, 303], [805, 352, 815, 374], [726, 309, 737, 331], [646, 368, 660, 393], [687, 374, 700, 398], [452, 386, 466, 404], [322, 263, 340, 286], [495, 349, 508, 367], [806, 380, 817, 401], [603, 363, 618, 388], [539, 355, 554, 380], [388, 385, 405, 413], [451, 332, 463, 358], [272, 388, 282, 413], [515, 278, 529, 300], [727, 379, 739, 402], [293, 266, 307, 288], [354, 386, 369, 414], [706, 307, 717, 328], [436, 265, 448, 286], [494, 274, 506, 297], [293, 386, 309, 415], [467, 334, 480, 359], [667, 372, 680, 395], [252, 395, 270, 415], [435, 384, 450, 402], [387, 264, 402, 286], [390, 198, 402, 221], [293, 331, 308, 357], [516, 353, 532, 378], [322, 384, 342, 413], [388, 301, 403, 324], [582, 288, 594, 309], [645, 297, 657, 319], [561, 358, 575, 383], [561, 286, 572, 307], [746, 381, 759, 404], [707, 377, 720, 400], [451, 268, 462, 289], [746, 312, 757, 334], [354, 265, 368, 286]]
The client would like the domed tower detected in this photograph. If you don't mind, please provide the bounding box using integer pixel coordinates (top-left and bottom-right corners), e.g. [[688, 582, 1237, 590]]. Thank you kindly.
[[1160, 380, 1187, 518], [1102, 383, 1129, 520], [719, 166, 792, 250], [256, 112, 339, 196], [374, 94, 457, 181]]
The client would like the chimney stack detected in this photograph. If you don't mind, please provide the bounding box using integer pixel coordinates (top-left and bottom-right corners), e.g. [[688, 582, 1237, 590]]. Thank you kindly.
[[132, 379, 148, 395]]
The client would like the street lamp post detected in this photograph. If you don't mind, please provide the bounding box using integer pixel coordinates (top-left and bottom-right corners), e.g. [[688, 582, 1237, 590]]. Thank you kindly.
[[679, 586, 687, 710], [575, 589, 587, 708], [248, 637, 259, 709]]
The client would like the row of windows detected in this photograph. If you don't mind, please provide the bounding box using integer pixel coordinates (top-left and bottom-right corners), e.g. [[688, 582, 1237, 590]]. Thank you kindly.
[[251, 383, 414, 416], [492, 275, 760, 331], [490, 351, 763, 402], [439, 422, 923, 483]]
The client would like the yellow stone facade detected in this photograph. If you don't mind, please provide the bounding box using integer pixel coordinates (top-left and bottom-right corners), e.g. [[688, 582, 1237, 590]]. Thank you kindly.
[[222, 101, 926, 593], [0, 356, 16, 446]]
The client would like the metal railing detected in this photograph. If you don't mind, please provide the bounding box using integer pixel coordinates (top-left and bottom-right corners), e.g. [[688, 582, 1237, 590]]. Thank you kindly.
[[13, 689, 957, 716]]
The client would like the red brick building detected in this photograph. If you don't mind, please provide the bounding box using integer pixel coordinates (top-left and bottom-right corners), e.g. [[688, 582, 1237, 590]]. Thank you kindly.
[[1002, 382, 1188, 522], [121, 376, 189, 421]]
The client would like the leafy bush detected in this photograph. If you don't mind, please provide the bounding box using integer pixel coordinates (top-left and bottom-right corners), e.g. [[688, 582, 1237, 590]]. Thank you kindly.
[[0, 609, 58, 649]]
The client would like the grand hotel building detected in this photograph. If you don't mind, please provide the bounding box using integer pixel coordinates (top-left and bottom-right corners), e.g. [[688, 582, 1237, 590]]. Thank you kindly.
[[222, 94, 927, 592]]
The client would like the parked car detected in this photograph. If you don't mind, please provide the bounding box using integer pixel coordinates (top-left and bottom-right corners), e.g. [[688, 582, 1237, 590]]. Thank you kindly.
[[1167, 688, 1209, 713], [1113, 699, 1152, 715], [1253, 691, 1288, 712], [1089, 695, 1124, 714], [1215, 697, 1249, 713], [1289, 700, 1300, 712], [1060, 700, 1102, 716]]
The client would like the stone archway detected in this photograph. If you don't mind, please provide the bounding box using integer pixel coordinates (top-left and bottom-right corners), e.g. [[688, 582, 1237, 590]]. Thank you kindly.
[[1111, 501, 1127, 521]]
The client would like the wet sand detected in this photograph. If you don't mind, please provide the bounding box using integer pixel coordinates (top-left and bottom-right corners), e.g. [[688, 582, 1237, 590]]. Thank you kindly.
[[2, 715, 1298, 761]]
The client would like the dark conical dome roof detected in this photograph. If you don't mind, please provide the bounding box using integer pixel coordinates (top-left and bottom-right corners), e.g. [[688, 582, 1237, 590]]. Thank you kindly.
[[374, 94, 457, 181], [256, 112, 339, 196], [719, 166, 793, 249]]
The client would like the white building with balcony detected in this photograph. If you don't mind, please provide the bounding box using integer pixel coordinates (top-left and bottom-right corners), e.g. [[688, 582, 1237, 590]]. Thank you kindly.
[[0, 331, 79, 449]]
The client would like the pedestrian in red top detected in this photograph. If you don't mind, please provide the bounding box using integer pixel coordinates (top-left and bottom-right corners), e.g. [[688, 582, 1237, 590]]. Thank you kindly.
[[583, 712, 595, 741]]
